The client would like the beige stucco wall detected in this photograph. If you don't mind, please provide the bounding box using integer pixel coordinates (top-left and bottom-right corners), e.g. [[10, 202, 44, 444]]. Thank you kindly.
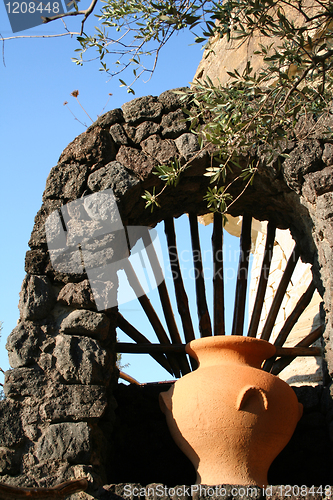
[[249, 223, 323, 385], [193, 1, 323, 87]]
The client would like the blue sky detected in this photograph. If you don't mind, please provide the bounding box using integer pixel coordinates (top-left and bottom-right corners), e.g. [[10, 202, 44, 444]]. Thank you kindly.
[[0, 5, 246, 383]]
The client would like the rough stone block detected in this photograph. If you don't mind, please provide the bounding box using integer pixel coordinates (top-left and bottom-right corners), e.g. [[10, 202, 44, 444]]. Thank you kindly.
[[18, 275, 56, 321], [45, 246, 85, 276], [6, 321, 44, 368], [4, 366, 47, 399], [302, 166, 333, 203], [28, 200, 63, 248], [316, 192, 333, 220], [0, 400, 24, 448], [87, 161, 140, 197], [282, 139, 323, 193], [109, 124, 128, 146], [122, 96, 163, 125], [130, 121, 161, 144], [36, 422, 91, 464], [43, 163, 89, 202], [83, 275, 118, 313], [322, 143, 333, 166], [58, 128, 116, 168], [40, 384, 107, 422], [0, 447, 21, 475], [87, 108, 124, 131], [54, 335, 110, 385], [65, 219, 112, 248], [115, 146, 156, 180], [80, 232, 128, 271], [20, 400, 40, 441], [25, 249, 49, 275], [174, 133, 200, 161], [158, 88, 190, 112], [161, 109, 188, 139], [60, 310, 110, 340], [140, 135, 178, 164], [57, 280, 96, 310]]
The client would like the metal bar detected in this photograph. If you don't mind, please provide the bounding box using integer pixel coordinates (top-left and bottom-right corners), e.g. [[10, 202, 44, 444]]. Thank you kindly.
[[189, 213, 212, 337], [263, 280, 316, 372], [116, 342, 186, 354], [0, 479, 88, 499], [122, 259, 181, 378], [117, 342, 321, 358], [164, 217, 197, 370], [119, 371, 141, 385], [274, 280, 317, 347], [117, 313, 173, 375], [270, 324, 324, 375], [141, 228, 191, 375], [212, 212, 225, 335], [260, 244, 301, 342], [248, 221, 276, 337], [231, 213, 252, 335], [164, 218, 196, 343]]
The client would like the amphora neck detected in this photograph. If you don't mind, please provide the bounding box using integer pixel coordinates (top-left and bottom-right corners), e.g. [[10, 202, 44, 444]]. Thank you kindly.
[[185, 336, 276, 370]]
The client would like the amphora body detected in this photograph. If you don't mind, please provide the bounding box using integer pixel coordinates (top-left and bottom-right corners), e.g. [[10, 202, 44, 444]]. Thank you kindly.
[[159, 336, 303, 486]]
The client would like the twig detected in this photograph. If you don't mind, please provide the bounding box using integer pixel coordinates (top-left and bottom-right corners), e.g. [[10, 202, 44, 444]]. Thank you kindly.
[[0, 33, 77, 41], [42, 0, 99, 36], [71, 91, 93, 123], [0, 34, 5, 67], [63, 101, 87, 127], [98, 93, 113, 117], [224, 168, 257, 213]]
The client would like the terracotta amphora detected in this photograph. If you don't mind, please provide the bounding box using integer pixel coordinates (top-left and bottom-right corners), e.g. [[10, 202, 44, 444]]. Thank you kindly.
[[159, 336, 303, 487]]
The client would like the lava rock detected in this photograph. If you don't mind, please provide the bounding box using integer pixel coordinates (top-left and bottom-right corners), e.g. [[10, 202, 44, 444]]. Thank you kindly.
[[6, 321, 45, 368], [54, 335, 110, 385], [18, 275, 55, 321], [57, 280, 96, 310], [60, 309, 110, 340], [36, 422, 91, 463], [122, 96, 163, 125]]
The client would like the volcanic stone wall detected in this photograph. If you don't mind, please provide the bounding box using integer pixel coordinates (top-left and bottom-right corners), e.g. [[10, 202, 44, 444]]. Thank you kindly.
[[1, 89, 333, 495]]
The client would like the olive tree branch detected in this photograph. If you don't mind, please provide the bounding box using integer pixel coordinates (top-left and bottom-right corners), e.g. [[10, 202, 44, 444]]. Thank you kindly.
[[42, 0, 99, 35], [224, 168, 258, 213], [278, 0, 330, 22], [0, 32, 77, 41], [271, 48, 333, 118]]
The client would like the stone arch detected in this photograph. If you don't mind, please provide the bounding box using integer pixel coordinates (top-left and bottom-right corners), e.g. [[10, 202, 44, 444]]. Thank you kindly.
[[1, 89, 333, 492]]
